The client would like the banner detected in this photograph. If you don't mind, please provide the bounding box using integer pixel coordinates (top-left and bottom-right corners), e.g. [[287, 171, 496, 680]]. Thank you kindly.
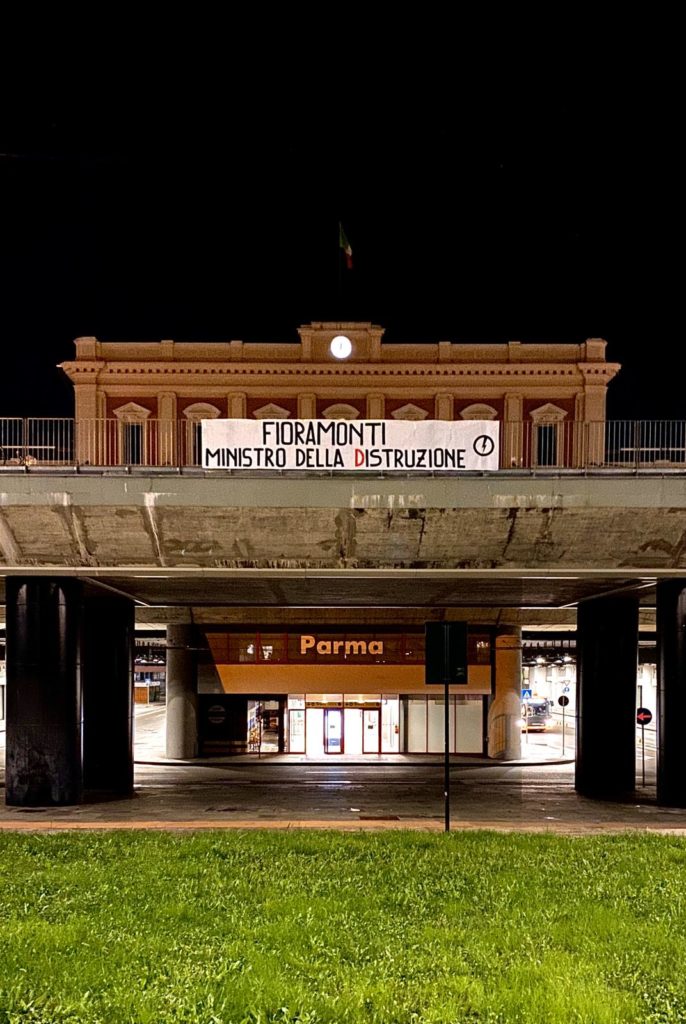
[[202, 419, 500, 472]]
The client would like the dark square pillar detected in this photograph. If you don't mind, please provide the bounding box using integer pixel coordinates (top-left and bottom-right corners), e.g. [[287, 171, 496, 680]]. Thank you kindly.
[[656, 580, 686, 807], [575, 595, 638, 799], [5, 577, 83, 806], [82, 592, 134, 795]]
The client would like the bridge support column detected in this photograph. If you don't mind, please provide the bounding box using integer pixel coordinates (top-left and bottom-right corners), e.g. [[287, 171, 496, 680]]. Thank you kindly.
[[576, 596, 638, 799], [166, 624, 198, 759], [82, 594, 134, 795], [656, 581, 686, 807], [5, 578, 83, 806], [488, 629, 522, 760]]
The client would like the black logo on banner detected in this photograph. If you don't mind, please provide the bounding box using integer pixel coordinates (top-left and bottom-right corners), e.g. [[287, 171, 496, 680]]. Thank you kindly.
[[474, 435, 495, 457]]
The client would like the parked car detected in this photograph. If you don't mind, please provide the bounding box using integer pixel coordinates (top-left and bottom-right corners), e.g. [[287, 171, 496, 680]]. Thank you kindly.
[[521, 697, 553, 731]]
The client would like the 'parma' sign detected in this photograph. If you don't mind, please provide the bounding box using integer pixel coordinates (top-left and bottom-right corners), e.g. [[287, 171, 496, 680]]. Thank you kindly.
[[202, 419, 500, 472], [300, 635, 383, 656]]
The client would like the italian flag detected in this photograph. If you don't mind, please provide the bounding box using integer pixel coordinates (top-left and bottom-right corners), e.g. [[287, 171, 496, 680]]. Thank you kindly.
[[339, 222, 353, 269]]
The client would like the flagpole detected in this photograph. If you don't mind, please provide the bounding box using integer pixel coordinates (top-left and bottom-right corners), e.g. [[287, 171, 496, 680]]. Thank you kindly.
[[337, 220, 343, 321]]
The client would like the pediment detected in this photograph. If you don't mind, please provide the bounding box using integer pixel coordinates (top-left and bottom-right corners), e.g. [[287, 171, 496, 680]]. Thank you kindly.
[[112, 402, 151, 422], [530, 403, 568, 423], [253, 403, 291, 419], [460, 403, 498, 421], [391, 403, 429, 421], [183, 403, 221, 421]]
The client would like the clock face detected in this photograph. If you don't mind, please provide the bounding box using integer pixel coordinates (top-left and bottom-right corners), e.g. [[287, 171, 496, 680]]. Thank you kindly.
[[330, 335, 352, 359]]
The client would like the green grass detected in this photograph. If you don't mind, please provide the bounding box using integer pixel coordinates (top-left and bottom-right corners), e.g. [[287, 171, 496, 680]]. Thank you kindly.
[[1, 831, 686, 1023]]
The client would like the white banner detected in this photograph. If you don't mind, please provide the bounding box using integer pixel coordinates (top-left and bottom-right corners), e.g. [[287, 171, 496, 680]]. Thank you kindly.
[[202, 419, 500, 472]]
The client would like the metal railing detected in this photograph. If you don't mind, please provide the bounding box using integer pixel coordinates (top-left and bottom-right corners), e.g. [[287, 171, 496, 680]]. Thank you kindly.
[[2, 418, 686, 471]]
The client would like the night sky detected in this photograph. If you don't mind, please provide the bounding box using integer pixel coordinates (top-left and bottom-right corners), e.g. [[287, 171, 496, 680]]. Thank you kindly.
[[0, 51, 678, 420]]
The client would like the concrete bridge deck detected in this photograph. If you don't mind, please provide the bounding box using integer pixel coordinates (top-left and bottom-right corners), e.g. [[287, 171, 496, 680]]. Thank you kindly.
[[0, 470, 684, 618]]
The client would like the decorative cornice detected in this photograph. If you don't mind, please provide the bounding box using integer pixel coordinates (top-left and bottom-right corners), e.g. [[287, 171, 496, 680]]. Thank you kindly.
[[62, 362, 613, 380]]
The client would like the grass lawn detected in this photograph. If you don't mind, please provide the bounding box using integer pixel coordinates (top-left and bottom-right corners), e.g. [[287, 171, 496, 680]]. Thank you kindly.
[[1, 831, 685, 1023]]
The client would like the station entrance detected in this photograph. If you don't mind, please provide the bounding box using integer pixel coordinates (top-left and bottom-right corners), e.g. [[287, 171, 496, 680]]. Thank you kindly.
[[198, 690, 487, 758], [196, 625, 493, 758], [287, 697, 390, 756]]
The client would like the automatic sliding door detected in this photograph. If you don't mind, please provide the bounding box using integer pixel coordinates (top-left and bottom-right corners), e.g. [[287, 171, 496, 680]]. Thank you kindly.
[[324, 708, 343, 753]]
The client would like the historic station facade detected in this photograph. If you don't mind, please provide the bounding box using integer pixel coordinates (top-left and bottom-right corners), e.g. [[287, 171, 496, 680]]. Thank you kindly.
[[3, 321, 686, 810]]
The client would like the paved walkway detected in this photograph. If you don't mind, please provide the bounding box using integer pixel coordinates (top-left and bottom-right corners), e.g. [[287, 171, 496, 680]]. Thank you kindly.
[[1, 705, 679, 837]]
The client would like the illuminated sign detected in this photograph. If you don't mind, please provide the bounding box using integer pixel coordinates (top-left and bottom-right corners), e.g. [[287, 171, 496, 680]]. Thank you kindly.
[[300, 635, 384, 657], [202, 419, 500, 471]]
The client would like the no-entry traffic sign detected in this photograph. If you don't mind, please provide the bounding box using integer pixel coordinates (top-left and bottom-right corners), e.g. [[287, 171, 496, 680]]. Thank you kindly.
[[558, 695, 570, 708], [637, 707, 653, 725]]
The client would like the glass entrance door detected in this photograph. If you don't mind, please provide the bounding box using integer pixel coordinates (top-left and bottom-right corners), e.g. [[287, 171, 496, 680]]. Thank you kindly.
[[324, 708, 343, 753], [362, 709, 381, 753], [289, 709, 306, 754]]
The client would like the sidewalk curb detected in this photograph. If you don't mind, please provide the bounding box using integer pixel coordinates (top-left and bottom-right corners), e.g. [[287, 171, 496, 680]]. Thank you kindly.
[[0, 819, 684, 835], [132, 757, 576, 769]]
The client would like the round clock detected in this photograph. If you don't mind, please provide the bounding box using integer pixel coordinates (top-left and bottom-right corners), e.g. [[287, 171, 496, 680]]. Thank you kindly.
[[330, 335, 352, 359]]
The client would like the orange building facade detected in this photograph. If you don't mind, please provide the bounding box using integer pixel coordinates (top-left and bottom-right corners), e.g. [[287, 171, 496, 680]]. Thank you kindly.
[[59, 321, 619, 470]]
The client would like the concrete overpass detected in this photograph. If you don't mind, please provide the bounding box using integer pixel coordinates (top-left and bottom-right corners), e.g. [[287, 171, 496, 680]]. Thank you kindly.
[[1, 469, 686, 572], [2, 468, 686, 808]]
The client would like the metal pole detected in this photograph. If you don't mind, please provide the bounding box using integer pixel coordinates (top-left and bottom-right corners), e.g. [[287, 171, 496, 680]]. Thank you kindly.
[[444, 679, 450, 832], [444, 624, 450, 833], [641, 722, 645, 787], [562, 703, 565, 756]]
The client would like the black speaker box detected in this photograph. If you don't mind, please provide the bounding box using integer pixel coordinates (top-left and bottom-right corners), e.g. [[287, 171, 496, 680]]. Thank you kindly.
[[425, 622, 468, 685]]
